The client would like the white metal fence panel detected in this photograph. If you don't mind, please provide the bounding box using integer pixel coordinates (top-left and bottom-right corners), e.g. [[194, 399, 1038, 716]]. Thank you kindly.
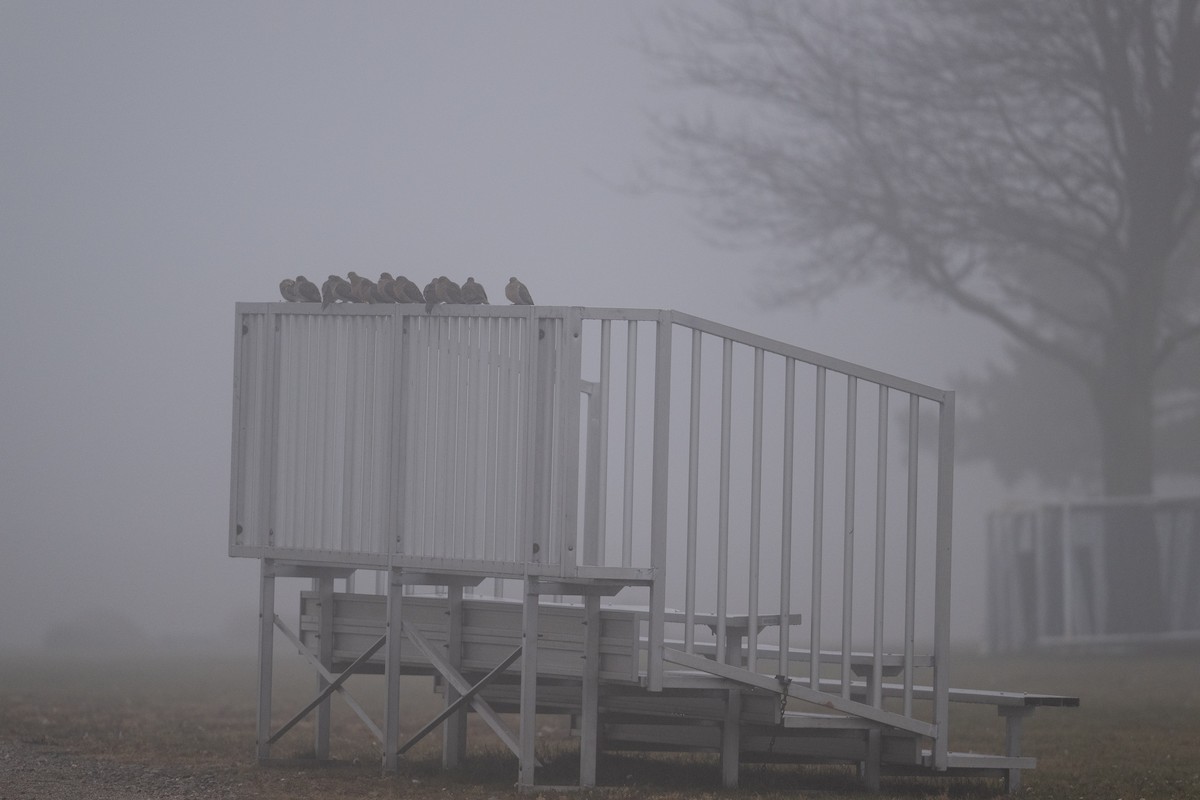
[[986, 495, 1200, 652], [230, 304, 583, 573]]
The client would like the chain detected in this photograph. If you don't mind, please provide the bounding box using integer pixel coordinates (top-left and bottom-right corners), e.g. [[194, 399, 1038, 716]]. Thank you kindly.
[[767, 674, 792, 757]]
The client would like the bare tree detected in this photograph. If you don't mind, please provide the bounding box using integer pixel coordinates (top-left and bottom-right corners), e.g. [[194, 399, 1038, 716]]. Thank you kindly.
[[645, 0, 1200, 632]]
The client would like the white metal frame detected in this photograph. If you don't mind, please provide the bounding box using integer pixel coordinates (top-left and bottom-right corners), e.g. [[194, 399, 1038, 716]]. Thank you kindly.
[[232, 302, 960, 787]]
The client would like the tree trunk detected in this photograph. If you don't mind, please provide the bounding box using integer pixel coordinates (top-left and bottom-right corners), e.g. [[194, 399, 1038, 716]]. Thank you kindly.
[[1092, 342, 1166, 634]]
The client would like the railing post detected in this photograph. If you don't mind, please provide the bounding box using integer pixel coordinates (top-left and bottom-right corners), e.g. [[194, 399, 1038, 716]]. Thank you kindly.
[[1062, 501, 1074, 641], [717, 339, 733, 664], [686, 329, 702, 653], [779, 357, 795, 676], [841, 376, 857, 698], [647, 315, 672, 692], [596, 321, 611, 565], [622, 322, 638, 567], [747, 348, 764, 673], [904, 394, 919, 715], [581, 381, 601, 566], [558, 309, 583, 575], [932, 390, 955, 771], [810, 366, 826, 690], [872, 385, 888, 707]]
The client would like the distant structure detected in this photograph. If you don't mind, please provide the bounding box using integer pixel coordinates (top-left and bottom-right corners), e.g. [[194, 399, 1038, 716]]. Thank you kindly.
[[230, 301, 1075, 793], [987, 495, 1200, 653]]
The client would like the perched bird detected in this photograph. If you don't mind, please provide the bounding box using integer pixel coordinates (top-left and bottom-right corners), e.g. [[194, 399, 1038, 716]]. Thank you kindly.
[[505, 277, 534, 305], [279, 278, 300, 302], [461, 277, 489, 304], [424, 279, 440, 313], [392, 275, 425, 304], [438, 276, 464, 304], [322, 275, 353, 309], [294, 275, 321, 303], [347, 271, 380, 303], [375, 272, 398, 303]]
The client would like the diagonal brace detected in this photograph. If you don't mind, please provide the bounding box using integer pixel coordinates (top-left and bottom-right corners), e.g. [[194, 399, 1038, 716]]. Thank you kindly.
[[397, 646, 523, 755], [401, 622, 535, 764], [273, 614, 384, 744], [268, 629, 387, 745]]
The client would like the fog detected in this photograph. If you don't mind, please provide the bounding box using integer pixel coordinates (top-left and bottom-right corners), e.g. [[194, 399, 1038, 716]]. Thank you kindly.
[[1, 2, 1011, 655]]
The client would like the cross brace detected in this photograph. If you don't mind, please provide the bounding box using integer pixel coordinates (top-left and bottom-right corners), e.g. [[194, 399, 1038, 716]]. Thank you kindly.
[[397, 645, 523, 755], [268, 623, 387, 745], [401, 621, 535, 764], [272, 614, 384, 743]]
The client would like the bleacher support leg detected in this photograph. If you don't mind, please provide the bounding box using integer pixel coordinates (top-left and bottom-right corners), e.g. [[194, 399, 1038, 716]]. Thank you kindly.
[[720, 689, 741, 788], [314, 575, 334, 760], [863, 729, 881, 792], [579, 594, 601, 787], [443, 584, 467, 769], [256, 560, 276, 762], [383, 569, 404, 773], [519, 578, 540, 789], [1000, 706, 1033, 793]]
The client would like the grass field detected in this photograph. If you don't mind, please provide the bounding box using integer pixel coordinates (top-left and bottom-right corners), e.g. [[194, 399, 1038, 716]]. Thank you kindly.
[[1, 647, 1197, 798]]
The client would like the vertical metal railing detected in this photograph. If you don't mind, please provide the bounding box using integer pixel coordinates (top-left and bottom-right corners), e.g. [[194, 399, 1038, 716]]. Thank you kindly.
[[572, 308, 955, 753], [809, 366, 826, 690], [685, 329, 702, 653], [840, 376, 857, 700], [778, 356, 795, 678], [622, 323, 638, 568]]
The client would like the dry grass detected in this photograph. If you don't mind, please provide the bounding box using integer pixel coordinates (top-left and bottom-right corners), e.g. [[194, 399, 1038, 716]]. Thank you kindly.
[[1, 647, 1198, 798]]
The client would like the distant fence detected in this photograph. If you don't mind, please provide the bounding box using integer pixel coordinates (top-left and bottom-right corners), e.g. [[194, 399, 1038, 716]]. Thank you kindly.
[[986, 496, 1200, 652], [231, 302, 957, 763]]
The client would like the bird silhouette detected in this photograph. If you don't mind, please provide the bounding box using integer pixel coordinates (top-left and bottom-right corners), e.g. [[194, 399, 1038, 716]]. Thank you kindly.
[[347, 271, 381, 303], [294, 275, 321, 303], [279, 279, 300, 302], [393, 275, 425, 304], [505, 277, 534, 305], [438, 276, 464, 304], [461, 277, 489, 304], [376, 273, 398, 303], [424, 279, 440, 313], [322, 275, 353, 309]]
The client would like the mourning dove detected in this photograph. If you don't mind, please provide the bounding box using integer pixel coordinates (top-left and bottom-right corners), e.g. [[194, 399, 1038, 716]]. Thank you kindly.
[[347, 271, 381, 303], [279, 278, 300, 302], [438, 276, 464, 304], [461, 277, 489, 304], [294, 275, 321, 303], [392, 275, 425, 304], [322, 275, 353, 309], [505, 277, 534, 305], [424, 279, 440, 313], [376, 272, 398, 303]]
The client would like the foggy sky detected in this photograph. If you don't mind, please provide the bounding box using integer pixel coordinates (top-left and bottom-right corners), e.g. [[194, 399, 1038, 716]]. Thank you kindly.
[[0, 1, 1008, 653]]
